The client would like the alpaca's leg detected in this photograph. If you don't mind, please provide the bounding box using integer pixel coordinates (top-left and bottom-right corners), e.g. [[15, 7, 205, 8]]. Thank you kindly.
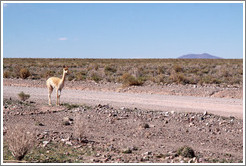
[[48, 86, 53, 105], [56, 89, 59, 106], [56, 89, 61, 106], [58, 90, 62, 105]]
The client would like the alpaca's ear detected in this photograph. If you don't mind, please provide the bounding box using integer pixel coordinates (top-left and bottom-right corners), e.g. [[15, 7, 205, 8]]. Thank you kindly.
[[63, 65, 66, 68]]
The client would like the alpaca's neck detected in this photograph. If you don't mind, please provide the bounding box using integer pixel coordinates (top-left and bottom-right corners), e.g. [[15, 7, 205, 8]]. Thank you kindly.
[[61, 71, 66, 85]]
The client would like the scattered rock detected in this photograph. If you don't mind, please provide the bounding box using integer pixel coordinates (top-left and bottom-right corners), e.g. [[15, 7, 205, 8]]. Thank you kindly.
[[139, 123, 150, 129], [143, 151, 152, 155], [61, 137, 70, 142], [65, 141, 72, 146], [176, 146, 195, 158], [122, 147, 132, 154], [62, 117, 73, 125], [42, 141, 50, 147]]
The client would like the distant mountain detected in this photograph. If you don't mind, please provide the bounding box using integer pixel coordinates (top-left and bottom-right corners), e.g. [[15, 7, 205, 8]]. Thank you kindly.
[[178, 53, 223, 59]]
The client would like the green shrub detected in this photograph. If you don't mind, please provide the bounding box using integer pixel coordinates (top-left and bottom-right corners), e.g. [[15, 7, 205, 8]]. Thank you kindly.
[[62, 103, 80, 110], [104, 65, 117, 75], [43, 70, 55, 79], [68, 75, 75, 81], [19, 68, 31, 79], [75, 71, 87, 81], [169, 72, 189, 84], [18, 91, 30, 101], [90, 73, 102, 83], [177, 146, 195, 158]]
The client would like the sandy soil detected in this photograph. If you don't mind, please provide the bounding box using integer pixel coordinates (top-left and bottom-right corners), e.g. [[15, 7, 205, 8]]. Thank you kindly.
[[3, 78, 243, 118], [3, 85, 243, 119]]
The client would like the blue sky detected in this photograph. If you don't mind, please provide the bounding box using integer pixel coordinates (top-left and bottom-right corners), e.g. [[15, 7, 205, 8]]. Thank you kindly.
[[3, 2, 244, 59]]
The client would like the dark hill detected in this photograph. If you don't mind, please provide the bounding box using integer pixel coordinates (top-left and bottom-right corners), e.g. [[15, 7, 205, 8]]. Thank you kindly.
[[178, 53, 222, 59]]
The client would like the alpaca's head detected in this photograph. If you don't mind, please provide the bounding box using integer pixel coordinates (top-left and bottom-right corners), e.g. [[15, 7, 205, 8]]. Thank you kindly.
[[63, 67, 69, 75]]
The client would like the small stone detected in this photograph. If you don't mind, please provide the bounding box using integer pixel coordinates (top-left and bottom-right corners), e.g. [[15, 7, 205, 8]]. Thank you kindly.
[[42, 141, 49, 147], [140, 123, 150, 129], [189, 116, 195, 122], [92, 158, 100, 162], [38, 122, 45, 126], [122, 147, 132, 154], [149, 124, 155, 128], [189, 122, 194, 127], [203, 111, 207, 115], [61, 137, 70, 142], [143, 151, 152, 155], [141, 156, 149, 161], [62, 117, 73, 125], [131, 146, 138, 151], [164, 112, 169, 117], [65, 141, 72, 146]]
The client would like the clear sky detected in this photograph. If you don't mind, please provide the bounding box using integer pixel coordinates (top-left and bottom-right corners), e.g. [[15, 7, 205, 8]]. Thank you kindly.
[[2, 2, 244, 59]]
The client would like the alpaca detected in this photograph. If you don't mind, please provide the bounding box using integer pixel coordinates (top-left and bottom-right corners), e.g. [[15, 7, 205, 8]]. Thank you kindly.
[[46, 67, 69, 106]]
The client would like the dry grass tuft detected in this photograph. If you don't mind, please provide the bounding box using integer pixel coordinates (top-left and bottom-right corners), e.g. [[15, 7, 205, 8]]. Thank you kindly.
[[19, 68, 31, 79], [73, 114, 87, 142], [177, 145, 195, 158], [5, 125, 36, 160], [121, 73, 144, 87]]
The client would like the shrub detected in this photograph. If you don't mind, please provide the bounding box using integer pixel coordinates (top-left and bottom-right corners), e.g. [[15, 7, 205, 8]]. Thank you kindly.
[[90, 73, 102, 83], [43, 70, 55, 79], [73, 114, 86, 142], [5, 125, 36, 160], [68, 75, 75, 81], [173, 64, 183, 73], [104, 65, 117, 75], [121, 73, 144, 87], [177, 145, 195, 158], [62, 103, 80, 110], [13, 65, 21, 78], [18, 91, 30, 101], [75, 71, 87, 81], [157, 66, 165, 74], [3, 71, 11, 78], [169, 72, 189, 84], [88, 63, 99, 70], [19, 68, 31, 79]]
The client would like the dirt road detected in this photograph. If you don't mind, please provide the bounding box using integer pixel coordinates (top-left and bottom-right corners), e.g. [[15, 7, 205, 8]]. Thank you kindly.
[[3, 86, 243, 119]]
